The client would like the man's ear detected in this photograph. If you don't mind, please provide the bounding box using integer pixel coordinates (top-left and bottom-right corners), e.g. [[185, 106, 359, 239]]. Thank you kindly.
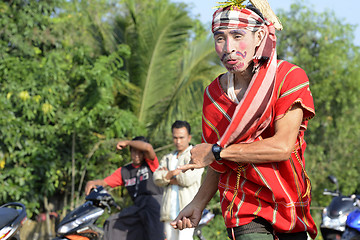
[[255, 29, 266, 47]]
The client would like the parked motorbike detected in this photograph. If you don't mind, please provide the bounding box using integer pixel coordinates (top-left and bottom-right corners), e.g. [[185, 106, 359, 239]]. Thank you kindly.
[[321, 175, 358, 240], [341, 196, 360, 240], [54, 185, 214, 240], [53, 186, 120, 240], [0, 202, 27, 240]]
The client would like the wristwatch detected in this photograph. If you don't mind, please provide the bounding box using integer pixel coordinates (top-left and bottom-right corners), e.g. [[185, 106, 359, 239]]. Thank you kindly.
[[212, 143, 223, 161]]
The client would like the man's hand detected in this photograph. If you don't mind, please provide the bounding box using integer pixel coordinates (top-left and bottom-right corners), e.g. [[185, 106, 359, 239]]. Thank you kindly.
[[170, 202, 203, 230], [85, 180, 97, 196], [164, 168, 182, 181], [116, 140, 129, 150], [85, 179, 107, 196], [177, 143, 215, 172]]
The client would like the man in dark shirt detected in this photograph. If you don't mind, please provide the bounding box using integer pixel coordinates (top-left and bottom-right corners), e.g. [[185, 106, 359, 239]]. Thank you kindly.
[[85, 136, 164, 240]]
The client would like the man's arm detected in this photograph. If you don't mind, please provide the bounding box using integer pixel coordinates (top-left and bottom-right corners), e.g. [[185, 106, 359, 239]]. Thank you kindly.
[[117, 140, 156, 160], [153, 154, 178, 187], [179, 104, 303, 171], [221, 104, 303, 163], [171, 168, 219, 230]]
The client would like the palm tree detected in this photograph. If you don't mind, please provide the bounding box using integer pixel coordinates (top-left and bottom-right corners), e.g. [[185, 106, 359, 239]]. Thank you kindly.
[[66, 0, 224, 143], [114, 0, 223, 143]]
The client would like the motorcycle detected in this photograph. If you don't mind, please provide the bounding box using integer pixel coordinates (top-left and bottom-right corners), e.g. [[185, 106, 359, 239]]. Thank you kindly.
[[54, 185, 214, 240], [0, 202, 27, 240], [321, 175, 358, 240], [53, 186, 120, 240], [341, 196, 360, 240]]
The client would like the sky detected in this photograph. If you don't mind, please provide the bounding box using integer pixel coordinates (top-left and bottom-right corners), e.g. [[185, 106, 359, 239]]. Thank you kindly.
[[173, 0, 360, 46]]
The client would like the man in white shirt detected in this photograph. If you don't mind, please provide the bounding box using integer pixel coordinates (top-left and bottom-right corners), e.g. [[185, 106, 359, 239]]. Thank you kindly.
[[153, 120, 204, 240]]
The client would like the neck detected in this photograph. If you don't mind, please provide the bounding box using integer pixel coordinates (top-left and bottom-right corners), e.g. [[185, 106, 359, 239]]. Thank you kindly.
[[233, 64, 254, 86], [177, 146, 189, 155]]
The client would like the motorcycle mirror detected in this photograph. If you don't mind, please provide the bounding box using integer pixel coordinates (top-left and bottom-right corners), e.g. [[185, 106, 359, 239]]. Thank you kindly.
[[327, 175, 340, 192], [327, 175, 338, 184]]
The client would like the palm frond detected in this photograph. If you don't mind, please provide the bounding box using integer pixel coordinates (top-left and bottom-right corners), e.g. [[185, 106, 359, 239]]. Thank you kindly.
[[125, 0, 194, 123], [148, 35, 224, 139]]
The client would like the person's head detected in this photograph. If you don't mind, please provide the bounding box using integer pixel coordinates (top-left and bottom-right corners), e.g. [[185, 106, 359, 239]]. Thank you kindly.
[[171, 120, 192, 154], [211, 4, 276, 74], [130, 136, 149, 166]]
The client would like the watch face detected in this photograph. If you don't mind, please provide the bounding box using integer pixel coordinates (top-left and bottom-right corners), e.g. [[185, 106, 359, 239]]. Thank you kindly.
[[212, 144, 222, 161], [213, 145, 221, 152]]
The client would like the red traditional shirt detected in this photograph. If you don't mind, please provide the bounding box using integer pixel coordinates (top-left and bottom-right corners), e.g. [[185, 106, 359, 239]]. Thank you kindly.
[[203, 60, 317, 238]]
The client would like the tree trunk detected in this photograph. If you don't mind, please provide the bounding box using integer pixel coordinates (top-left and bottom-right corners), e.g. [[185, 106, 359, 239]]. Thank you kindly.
[[71, 131, 76, 209]]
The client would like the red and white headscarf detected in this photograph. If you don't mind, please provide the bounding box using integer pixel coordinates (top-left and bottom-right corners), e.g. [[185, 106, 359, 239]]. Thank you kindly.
[[211, 6, 278, 148]]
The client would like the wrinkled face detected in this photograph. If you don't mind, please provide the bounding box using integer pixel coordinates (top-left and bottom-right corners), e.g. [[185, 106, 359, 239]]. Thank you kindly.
[[214, 28, 262, 73], [172, 127, 191, 154], [130, 148, 144, 166]]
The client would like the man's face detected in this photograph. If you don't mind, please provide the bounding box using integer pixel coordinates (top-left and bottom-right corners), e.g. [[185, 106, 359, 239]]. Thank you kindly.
[[172, 127, 191, 153], [130, 148, 144, 166], [214, 28, 262, 73]]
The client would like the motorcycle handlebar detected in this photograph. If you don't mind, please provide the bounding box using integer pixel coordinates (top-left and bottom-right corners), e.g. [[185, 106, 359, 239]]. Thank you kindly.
[[323, 189, 340, 197], [87, 186, 121, 211], [109, 199, 121, 211]]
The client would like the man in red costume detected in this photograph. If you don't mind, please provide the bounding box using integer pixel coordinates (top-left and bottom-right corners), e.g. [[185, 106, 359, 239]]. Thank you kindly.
[[171, 1, 317, 239]]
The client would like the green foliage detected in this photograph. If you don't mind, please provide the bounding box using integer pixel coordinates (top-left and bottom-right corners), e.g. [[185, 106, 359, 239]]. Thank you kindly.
[[202, 214, 230, 239], [0, 0, 146, 217], [202, 190, 230, 239], [113, 0, 223, 146], [0, 0, 62, 57], [0, 0, 219, 220]]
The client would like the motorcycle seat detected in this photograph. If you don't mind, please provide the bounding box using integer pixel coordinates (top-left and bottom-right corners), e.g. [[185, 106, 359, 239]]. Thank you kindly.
[[0, 207, 19, 228]]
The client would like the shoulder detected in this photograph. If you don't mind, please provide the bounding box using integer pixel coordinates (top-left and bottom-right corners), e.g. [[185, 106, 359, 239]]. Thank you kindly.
[[144, 156, 160, 172], [179, 146, 193, 157], [203, 74, 227, 106], [274, 60, 315, 122], [277, 60, 307, 79], [163, 150, 176, 158], [206, 73, 225, 93], [183, 145, 193, 154], [276, 60, 309, 93], [121, 163, 133, 171]]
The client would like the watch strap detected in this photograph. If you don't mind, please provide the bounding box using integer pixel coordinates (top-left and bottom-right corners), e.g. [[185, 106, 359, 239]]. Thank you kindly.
[[212, 143, 222, 161]]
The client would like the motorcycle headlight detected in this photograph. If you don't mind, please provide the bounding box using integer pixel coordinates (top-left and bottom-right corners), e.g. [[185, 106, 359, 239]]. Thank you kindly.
[[321, 211, 347, 232], [58, 209, 104, 234], [339, 213, 348, 225]]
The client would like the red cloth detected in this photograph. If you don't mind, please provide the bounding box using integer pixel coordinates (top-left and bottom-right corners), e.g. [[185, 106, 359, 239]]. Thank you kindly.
[[104, 156, 159, 188], [203, 60, 317, 238]]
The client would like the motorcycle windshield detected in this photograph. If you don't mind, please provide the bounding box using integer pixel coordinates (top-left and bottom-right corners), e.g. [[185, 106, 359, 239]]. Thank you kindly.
[[327, 196, 355, 218], [0, 208, 18, 228], [58, 202, 101, 226]]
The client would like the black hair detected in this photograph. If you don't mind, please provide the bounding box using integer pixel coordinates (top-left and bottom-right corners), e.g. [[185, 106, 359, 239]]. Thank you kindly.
[[131, 136, 149, 143], [246, 5, 265, 21], [171, 120, 191, 135]]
